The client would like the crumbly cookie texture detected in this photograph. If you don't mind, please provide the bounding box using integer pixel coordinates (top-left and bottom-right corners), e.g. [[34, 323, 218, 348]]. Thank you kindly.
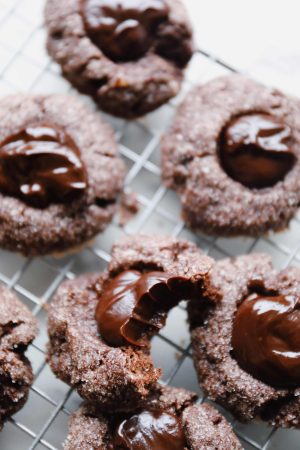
[[44, 0, 193, 118], [0, 94, 125, 256], [161, 74, 300, 236], [47, 234, 213, 412], [189, 253, 300, 428], [64, 386, 242, 449], [0, 284, 38, 429]]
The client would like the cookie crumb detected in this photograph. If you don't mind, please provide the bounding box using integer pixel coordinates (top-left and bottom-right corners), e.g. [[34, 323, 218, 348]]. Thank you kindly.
[[119, 191, 139, 227]]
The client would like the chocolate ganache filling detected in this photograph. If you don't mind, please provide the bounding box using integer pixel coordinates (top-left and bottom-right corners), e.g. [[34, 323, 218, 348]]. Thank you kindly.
[[111, 408, 186, 449], [96, 269, 200, 347], [0, 124, 87, 208], [81, 0, 192, 66], [232, 291, 300, 388], [82, 0, 169, 62], [219, 113, 295, 188]]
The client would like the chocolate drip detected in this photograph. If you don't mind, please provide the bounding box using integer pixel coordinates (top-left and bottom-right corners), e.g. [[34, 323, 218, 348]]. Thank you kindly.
[[0, 124, 87, 208]]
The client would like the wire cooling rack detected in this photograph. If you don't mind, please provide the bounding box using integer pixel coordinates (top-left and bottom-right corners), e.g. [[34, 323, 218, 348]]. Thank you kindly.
[[0, 0, 299, 449]]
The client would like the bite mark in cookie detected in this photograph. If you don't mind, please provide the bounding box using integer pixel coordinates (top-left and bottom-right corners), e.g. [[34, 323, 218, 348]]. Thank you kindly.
[[47, 235, 212, 412], [96, 269, 204, 347]]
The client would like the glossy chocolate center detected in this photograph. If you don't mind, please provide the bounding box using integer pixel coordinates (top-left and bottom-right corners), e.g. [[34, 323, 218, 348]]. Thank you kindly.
[[232, 292, 300, 388], [0, 125, 87, 208], [96, 269, 199, 347], [219, 113, 295, 188], [113, 408, 186, 449], [81, 0, 169, 62]]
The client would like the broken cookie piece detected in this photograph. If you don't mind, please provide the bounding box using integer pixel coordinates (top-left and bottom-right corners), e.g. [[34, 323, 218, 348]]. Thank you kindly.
[[0, 284, 38, 430]]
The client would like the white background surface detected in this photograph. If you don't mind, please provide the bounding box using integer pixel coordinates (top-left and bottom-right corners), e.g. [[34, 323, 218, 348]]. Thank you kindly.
[[185, 0, 300, 95], [0, 0, 299, 449]]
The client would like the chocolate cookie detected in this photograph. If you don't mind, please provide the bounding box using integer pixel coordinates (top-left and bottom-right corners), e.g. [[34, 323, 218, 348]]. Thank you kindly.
[[0, 284, 38, 430], [0, 94, 125, 256], [161, 74, 300, 236], [189, 253, 300, 428], [44, 0, 193, 118], [64, 386, 242, 449], [47, 235, 212, 412]]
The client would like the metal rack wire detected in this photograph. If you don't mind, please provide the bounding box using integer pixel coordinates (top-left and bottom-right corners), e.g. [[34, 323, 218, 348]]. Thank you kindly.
[[0, 0, 299, 448]]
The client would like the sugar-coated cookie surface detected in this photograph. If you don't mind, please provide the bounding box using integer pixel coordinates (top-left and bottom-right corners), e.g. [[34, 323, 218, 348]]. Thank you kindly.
[[161, 74, 300, 236], [64, 386, 242, 449], [47, 235, 213, 412], [44, 0, 193, 118], [0, 94, 125, 256], [189, 253, 300, 428]]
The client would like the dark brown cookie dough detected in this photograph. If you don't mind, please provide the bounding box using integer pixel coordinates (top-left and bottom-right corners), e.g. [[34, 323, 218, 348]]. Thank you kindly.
[[0, 284, 38, 430], [189, 253, 300, 428], [0, 94, 125, 256], [47, 235, 213, 412], [44, 0, 193, 119], [161, 74, 300, 236], [64, 386, 242, 449]]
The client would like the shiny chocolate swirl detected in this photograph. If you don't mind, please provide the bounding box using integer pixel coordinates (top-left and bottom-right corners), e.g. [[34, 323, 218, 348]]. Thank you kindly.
[[96, 269, 198, 347], [219, 113, 295, 188], [113, 408, 186, 449], [81, 0, 169, 62], [232, 292, 300, 388], [0, 124, 87, 208]]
